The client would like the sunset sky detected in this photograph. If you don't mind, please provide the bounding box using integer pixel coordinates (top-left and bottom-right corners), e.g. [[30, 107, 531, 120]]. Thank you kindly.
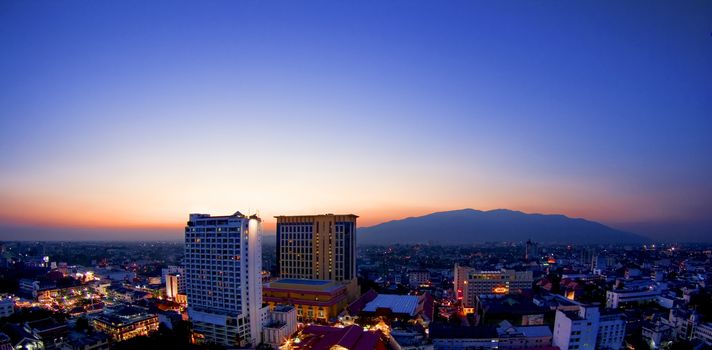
[[1, 1, 711, 241]]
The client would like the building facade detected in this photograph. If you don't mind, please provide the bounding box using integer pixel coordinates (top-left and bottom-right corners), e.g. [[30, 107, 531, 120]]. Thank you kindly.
[[185, 212, 265, 347], [553, 306, 599, 350], [262, 305, 298, 349], [454, 265, 533, 310], [94, 307, 159, 342], [606, 288, 661, 309], [275, 214, 357, 282], [263, 279, 348, 323]]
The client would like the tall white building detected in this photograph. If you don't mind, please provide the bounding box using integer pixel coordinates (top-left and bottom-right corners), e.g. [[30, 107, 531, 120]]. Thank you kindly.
[[185, 212, 266, 347]]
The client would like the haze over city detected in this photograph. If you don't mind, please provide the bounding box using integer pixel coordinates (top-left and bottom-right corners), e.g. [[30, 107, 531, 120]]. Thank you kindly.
[[1, 1, 711, 242]]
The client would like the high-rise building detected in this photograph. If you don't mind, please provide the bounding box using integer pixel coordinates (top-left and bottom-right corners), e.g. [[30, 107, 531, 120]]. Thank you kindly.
[[275, 214, 357, 282], [184, 212, 266, 347]]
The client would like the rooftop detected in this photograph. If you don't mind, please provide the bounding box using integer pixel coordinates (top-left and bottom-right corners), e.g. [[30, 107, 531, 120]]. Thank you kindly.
[[362, 294, 420, 316]]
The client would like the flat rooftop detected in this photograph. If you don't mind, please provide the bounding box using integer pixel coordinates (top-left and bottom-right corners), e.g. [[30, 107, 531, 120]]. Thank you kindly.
[[277, 279, 331, 286]]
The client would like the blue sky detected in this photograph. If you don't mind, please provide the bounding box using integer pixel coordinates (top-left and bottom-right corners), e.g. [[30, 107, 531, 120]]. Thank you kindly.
[[1, 1, 711, 241]]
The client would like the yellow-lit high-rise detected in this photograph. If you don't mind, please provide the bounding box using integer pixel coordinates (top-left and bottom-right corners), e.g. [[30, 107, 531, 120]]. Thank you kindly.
[[275, 214, 357, 282]]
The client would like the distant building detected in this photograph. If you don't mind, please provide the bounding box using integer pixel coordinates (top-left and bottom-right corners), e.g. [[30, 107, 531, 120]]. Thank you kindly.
[[263, 279, 348, 323], [606, 288, 661, 308], [0, 296, 13, 318], [408, 270, 430, 288], [262, 305, 297, 349], [185, 212, 266, 347], [454, 265, 533, 310], [93, 306, 159, 342]]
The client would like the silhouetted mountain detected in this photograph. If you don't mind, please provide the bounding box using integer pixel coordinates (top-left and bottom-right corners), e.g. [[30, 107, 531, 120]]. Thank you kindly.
[[358, 209, 649, 245]]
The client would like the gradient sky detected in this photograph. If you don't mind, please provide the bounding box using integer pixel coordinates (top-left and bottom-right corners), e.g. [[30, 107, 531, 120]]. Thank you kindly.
[[1, 1, 711, 241]]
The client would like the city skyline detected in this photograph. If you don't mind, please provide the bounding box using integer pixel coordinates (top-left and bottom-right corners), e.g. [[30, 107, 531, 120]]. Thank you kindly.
[[1, 1, 711, 242]]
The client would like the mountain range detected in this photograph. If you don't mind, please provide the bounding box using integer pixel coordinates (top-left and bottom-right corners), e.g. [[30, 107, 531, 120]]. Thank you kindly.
[[358, 208, 649, 245]]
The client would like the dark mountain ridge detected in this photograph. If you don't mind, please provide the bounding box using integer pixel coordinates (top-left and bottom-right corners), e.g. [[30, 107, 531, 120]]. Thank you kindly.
[[358, 208, 649, 245]]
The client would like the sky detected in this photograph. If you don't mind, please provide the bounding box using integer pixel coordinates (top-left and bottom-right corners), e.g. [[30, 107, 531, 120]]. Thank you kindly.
[[1, 1, 711, 241]]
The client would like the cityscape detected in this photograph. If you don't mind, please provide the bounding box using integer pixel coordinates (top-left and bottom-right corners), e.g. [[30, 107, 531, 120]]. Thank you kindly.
[[1, 1, 711, 350]]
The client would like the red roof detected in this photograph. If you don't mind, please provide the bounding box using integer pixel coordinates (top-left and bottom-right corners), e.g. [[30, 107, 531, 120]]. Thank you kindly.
[[295, 325, 387, 350], [346, 289, 378, 315]]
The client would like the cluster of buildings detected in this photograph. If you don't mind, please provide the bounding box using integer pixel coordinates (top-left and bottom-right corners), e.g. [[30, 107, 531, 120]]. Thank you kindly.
[[1, 214, 711, 350]]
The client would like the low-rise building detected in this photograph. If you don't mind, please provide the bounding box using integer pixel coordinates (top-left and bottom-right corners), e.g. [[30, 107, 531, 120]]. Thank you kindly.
[[430, 324, 499, 350], [262, 305, 297, 349], [553, 306, 599, 350], [694, 322, 712, 347], [497, 321, 553, 349], [0, 296, 13, 318], [263, 279, 348, 323], [408, 270, 430, 288], [605, 288, 661, 309], [93, 306, 159, 342], [597, 312, 625, 350]]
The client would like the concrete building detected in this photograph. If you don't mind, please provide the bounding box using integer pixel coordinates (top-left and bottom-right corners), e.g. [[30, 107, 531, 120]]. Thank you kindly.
[[161, 265, 183, 284], [165, 273, 185, 303], [497, 321, 552, 349], [606, 288, 661, 308], [263, 279, 348, 323], [551, 302, 625, 350], [597, 313, 626, 350], [275, 214, 357, 282], [93, 306, 159, 342], [430, 325, 500, 350], [454, 265, 533, 310], [407, 270, 430, 288], [0, 296, 13, 318], [185, 211, 266, 347], [262, 305, 297, 349], [694, 322, 712, 347], [553, 306, 599, 350]]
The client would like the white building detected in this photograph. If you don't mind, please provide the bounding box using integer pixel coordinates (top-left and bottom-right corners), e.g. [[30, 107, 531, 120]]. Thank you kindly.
[[165, 273, 185, 301], [185, 212, 266, 347], [262, 305, 297, 349], [0, 295, 14, 318], [597, 313, 626, 350], [553, 304, 626, 350], [694, 323, 712, 346], [161, 265, 184, 284], [606, 288, 661, 308], [553, 306, 599, 350]]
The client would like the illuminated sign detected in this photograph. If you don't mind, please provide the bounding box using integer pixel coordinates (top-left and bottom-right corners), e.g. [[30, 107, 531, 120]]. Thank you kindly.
[[493, 286, 509, 294]]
